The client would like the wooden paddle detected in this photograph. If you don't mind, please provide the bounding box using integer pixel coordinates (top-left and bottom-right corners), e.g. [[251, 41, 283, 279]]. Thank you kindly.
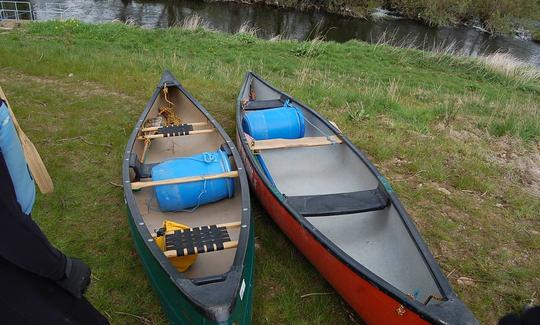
[[0, 86, 54, 194]]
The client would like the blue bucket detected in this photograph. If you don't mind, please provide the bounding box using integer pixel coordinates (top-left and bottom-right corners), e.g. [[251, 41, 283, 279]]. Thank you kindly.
[[0, 101, 35, 215], [151, 150, 234, 212], [242, 103, 305, 140]]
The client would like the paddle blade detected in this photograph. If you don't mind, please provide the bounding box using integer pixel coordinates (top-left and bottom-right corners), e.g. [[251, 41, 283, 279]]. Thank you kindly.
[[0, 86, 54, 194], [20, 131, 54, 194]]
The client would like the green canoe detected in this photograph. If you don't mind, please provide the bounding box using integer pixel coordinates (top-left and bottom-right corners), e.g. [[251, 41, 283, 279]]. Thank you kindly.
[[122, 71, 254, 324]]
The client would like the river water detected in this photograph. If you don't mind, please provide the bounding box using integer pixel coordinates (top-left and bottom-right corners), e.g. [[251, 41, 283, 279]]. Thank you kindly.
[[29, 0, 540, 66]]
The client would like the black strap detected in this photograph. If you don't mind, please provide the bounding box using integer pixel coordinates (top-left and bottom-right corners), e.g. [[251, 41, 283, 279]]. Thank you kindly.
[[157, 124, 194, 137], [163, 225, 232, 257]]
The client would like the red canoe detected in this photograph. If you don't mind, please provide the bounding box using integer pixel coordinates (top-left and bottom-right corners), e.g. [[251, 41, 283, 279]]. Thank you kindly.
[[235, 72, 477, 324]]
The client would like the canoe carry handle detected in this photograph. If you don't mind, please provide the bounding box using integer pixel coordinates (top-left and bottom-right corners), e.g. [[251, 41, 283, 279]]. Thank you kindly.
[[131, 170, 239, 190], [163, 221, 241, 257]]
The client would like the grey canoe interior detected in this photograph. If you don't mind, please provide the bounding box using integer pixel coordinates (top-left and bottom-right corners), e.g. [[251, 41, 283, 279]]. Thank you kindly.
[[131, 86, 242, 279], [241, 77, 443, 304]]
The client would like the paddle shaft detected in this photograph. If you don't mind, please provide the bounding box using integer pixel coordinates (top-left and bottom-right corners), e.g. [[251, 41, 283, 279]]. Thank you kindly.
[[0, 86, 54, 194], [131, 170, 238, 190]]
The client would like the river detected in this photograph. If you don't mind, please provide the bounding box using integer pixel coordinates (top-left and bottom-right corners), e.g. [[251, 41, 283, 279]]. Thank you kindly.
[[28, 0, 540, 66]]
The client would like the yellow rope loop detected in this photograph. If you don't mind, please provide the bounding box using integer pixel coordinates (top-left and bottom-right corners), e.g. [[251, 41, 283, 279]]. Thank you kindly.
[[162, 84, 175, 108], [159, 84, 182, 125]]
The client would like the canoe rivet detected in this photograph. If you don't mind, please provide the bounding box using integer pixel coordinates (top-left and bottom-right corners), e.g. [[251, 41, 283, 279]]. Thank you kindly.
[[396, 304, 406, 316], [243, 208, 248, 211], [139, 222, 144, 226], [241, 225, 247, 228], [125, 181, 130, 183], [147, 238, 154, 242], [238, 167, 243, 170]]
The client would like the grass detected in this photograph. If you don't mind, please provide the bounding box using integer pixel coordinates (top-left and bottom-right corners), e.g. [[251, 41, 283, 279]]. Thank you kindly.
[[533, 28, 540, 42], [0, 20, 539, 324]]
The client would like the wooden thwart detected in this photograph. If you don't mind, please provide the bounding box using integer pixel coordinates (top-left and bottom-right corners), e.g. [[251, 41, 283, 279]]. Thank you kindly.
[[141, 121, 208, 132], [131, 170, 239, 190], [164, 241, 238, 258], [164, 221, 241, 236], [249, 136, 343, 151], [163, 221, 241, 257], [138, 128, 216, 140]]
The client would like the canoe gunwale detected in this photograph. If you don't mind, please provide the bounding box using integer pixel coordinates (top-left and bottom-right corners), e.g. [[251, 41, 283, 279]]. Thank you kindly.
[[235, 72, 476, 324], [122, 71, 252, 322]]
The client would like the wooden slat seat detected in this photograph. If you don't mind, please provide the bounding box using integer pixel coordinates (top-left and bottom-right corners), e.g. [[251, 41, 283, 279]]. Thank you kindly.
[[159, 222, 241, 257]]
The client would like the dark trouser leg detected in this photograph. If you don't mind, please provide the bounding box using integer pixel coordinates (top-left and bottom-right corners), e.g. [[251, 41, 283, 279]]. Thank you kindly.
[[0, 257, 109, 325]]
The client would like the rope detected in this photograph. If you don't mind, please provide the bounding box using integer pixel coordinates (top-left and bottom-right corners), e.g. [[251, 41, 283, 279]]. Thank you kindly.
[[281, 99, 335, 143], [159, 84, 182, 126], [302, 113, 337, 143]]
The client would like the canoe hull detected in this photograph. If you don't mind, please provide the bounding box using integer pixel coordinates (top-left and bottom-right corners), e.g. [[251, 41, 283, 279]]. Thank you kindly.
[[127, 208, 255, 324], [123, 71, 254, 324], [237, 132, 429, 324]]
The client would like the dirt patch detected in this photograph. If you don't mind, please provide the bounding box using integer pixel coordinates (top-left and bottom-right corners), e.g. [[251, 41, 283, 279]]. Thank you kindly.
[[489, 136, 540, 197], [447, 127, 481, 142], [0, 68, 137, 102], [516, 150, 540, 197], [0, 19, 29, 30]]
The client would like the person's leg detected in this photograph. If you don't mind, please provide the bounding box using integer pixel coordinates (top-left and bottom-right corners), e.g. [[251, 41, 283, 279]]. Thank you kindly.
[[0, 257, 108, 325]]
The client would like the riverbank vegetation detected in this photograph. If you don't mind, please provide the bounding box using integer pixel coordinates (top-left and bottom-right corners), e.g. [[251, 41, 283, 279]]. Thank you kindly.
[[238, 0, 540, 35], [0, 21, 538, 324], [533, 28, 540, 42]]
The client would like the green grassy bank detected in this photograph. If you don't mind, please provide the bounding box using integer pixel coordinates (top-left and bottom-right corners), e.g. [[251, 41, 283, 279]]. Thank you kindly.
[[0, 20, 539, 324]]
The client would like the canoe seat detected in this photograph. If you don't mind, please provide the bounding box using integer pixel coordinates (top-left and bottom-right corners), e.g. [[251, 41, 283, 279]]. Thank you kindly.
[[159, 222, 240, 257], [243, 96, 289, 111], [285, 187, 389, 216]]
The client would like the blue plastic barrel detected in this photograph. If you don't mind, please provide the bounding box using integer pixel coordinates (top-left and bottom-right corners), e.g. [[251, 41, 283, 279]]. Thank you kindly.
[[0, 101, 35, 215], [151, 149, 234, 212], [242, 104, 305, 140]]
